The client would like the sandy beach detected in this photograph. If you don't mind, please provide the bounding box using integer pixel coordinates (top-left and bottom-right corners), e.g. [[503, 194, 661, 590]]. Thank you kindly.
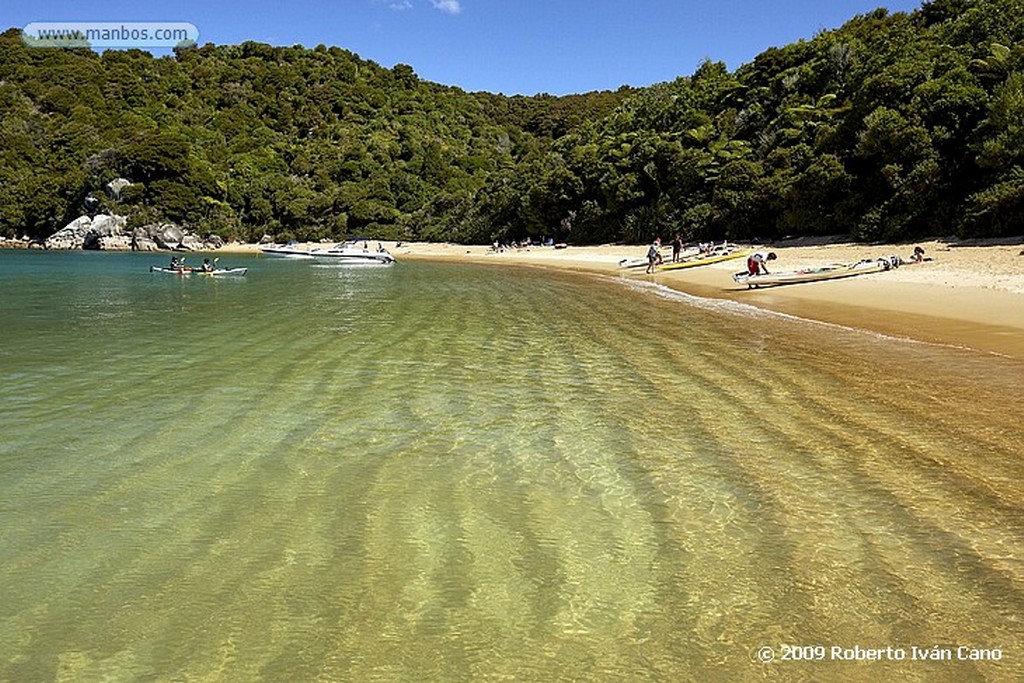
[[226, 237, 1024, 358]]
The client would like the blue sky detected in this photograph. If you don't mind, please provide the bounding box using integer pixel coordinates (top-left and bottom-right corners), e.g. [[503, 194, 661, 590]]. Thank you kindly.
[[10, 0, 925, 95]]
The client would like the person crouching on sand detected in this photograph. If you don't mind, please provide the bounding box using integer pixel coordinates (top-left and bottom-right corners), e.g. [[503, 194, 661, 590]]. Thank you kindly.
[[747, 251, 777, 276]]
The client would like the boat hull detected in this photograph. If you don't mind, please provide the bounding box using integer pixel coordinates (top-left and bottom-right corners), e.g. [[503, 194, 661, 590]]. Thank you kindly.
[[733, 257, 898, 288], [150, 266, 248, 276], [311, 246, 395, 265], [619, 247, 698, 269], [261, 247, 315, 259], [658, 249, 751, 271]]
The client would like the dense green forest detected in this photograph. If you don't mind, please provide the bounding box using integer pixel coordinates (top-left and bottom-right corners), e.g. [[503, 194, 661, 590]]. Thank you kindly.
[[1, 0, 1023, 245]]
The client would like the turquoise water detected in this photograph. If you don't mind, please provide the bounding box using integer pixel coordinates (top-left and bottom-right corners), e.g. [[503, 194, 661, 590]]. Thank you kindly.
[[1, 250, 1022, 682]]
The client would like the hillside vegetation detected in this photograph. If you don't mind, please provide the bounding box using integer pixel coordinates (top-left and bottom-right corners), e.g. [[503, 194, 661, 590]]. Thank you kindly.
[[1, 0, 1022, 245]]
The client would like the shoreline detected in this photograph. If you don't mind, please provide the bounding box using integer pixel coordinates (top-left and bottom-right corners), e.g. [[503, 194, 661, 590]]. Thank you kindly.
[[6, 237, 1023, 359], [384, 238, 1024, 360]]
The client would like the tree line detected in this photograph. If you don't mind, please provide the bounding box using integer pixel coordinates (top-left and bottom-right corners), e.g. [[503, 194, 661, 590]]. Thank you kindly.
[[1, 0, 1021, 246]]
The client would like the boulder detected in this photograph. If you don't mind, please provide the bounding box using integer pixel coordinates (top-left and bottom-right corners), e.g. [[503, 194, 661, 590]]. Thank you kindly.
[[96, 234, 133, 251], [48, 213, 133, 250], [90, 213, 127, 237], [105, 178, 132, 199], [205, 234, 226, 249], [153, 223, 184, 249], [45, 216, 93, 250], [179, 233, 204, 250], [131, 228, 160, 252]]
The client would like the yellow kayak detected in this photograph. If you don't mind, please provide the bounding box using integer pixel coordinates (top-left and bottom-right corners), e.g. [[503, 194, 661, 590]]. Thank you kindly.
[[658, 249, 751, 271]]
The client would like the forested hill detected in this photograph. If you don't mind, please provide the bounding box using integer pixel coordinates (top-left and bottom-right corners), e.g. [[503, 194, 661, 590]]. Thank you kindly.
[[2, 0, 1023, 246]]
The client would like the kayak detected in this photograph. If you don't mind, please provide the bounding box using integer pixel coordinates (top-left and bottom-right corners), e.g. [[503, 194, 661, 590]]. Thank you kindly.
[[150, 266, 248, 276], [732, 256, 899, 288], [658, 249, 751, 271], [619, 247, 697, 269]]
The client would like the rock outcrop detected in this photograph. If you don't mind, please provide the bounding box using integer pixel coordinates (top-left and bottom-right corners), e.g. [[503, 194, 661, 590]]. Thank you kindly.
[[131, 227, 160, 252], [44, 216, 93, 250], [44, 214, 225, 252], [152, 223, 185, 250], [90, 214, 127, 237]]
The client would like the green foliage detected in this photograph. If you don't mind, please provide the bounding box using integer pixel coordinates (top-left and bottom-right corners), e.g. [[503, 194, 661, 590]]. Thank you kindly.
[[2, 1, 1024, 243]]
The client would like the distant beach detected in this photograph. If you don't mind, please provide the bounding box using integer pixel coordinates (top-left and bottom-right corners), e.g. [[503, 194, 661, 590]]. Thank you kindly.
[[227, 237, 1024, 359]]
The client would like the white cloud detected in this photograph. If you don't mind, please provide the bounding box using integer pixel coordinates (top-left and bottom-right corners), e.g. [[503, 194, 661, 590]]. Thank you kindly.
[[430, 0, 462, 14], [373, 0, 460, 13]]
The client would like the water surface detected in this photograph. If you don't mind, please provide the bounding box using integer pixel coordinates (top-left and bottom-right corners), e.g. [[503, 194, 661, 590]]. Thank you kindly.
[[1, 250, 1021, 681]]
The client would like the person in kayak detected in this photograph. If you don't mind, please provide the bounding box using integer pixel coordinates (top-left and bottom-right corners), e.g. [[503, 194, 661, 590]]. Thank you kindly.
[[202, 258, 214, 272], [747, 251, 777, 276]]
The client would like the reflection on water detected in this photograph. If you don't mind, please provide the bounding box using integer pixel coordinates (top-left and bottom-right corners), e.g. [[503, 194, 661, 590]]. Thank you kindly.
[[0, 252, 1021, 681]]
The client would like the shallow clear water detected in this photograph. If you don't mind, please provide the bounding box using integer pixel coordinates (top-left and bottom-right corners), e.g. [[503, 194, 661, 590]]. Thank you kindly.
[[1, 250, 1021, 681]]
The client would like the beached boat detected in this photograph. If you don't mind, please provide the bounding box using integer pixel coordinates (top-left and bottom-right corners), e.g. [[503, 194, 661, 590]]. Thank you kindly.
[[312, 241, 396, 265], [150, 265, 248, 277], [732, 256, 900, 288], [619, 246, 697, 269], [658, 248, 751, 271], [261, 242, 315, 259]]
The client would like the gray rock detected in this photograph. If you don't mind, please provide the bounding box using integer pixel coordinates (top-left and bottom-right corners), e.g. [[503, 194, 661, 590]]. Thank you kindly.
[[45, 216, 93, 250], [205, 234, 226, 249], [153, 224, 184, 249], [90, 214, 127, 237], [47, 213, 132, 250], [96, 235, 133, 251], [105, 178, 132, 199], [179, 234, 203, 250], [131, 228, 160, 252]]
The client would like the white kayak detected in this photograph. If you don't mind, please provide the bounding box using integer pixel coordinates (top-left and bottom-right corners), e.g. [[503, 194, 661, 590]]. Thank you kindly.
[[733, 256, 900, 288], [150, 266, 248, 276]]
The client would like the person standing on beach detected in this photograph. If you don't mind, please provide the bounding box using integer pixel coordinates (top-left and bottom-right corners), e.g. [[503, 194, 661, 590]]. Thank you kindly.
[[747, 251, 777, 276], [671, 234, 683, 263], [646, 238, 663, 273]]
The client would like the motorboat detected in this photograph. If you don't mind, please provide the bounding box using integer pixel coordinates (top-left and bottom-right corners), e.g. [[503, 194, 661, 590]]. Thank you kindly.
[[260, 241, 315, 258], [311, 241, 396, 265]]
